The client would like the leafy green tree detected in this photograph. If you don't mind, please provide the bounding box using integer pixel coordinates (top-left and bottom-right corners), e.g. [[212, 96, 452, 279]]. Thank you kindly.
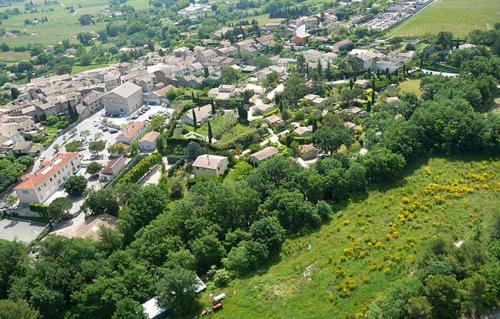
[[367, 277, 424, 319], [79, 14, 94, 26], [47, 197, 73, 223], [118, 185, 169, 243], [461, 273, 490, 317], [282, 71, 308, 106], [260, 189, 320, 233], [86, 162, 103, 176], [381, 120, 424, 161], [156, 267, 199, 317], [129, 140, 140, 157], [76, 32, 93, 46], [312, 126, 352, 155], [185, 142, 206, 162], [190, 233, 226, 271], [89, 140, 106, 157], [97, 226, 122, 256], [221, 67, 240, 84], [249, 216, 285, 254], [424, 275, 460, 319], [112, 298, 147, 319], [0, 240, 27, 298], [164, 249, 196, 270], [63, 175, 87, 196], [361, 147, 406, 184], [223, 241, 269, 276], [83, 188, 120, 216], [407, 296, 433, 319], [0, 299, 39, 319], [247, 157, 303, 198]]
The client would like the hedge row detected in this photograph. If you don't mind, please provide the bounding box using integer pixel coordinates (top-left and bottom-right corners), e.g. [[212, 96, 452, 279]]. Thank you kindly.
[[118, 153, 164, 185]]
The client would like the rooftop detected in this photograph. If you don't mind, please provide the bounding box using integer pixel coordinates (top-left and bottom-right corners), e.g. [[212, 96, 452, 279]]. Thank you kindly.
[[193, 154, 227, 170], [140, 131, 160, 143], [110, 81, 142, 98], [120, 121, 145, 138], [15, 152, 79, 190], [251, 146, 279, 162]]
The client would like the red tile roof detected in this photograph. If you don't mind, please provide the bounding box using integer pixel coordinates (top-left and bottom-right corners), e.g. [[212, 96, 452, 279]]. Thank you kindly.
[[15, 152, 79, 190]]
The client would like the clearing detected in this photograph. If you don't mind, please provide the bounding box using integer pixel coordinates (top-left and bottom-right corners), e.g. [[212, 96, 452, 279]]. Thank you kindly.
[[205, 157, 499, 318], [389, 0, 500, 37], [398, 79, 422, 99]]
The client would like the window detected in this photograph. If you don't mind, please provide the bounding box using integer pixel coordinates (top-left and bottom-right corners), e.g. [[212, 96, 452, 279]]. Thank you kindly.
[[22, 190, 29, 194]]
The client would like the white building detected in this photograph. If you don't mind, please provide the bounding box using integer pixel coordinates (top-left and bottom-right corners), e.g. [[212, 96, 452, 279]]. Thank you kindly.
[[103, 81, 143, 116], [181, 105, 213, 127], [0, 116, 36, 137], [14, 152, 81, 204], [192, 154, 228, 177], [116, 121, 146, 145], [139, 131, 160, 152]]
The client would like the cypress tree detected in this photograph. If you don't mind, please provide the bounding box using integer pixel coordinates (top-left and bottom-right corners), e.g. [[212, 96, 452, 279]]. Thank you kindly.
[[192, 109, 197, 130], [207, 120, 213, 144]]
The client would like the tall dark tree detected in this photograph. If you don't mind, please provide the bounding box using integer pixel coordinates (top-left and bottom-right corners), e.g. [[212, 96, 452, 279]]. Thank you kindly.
[[207, 120, 213, 144], [192, 109, 197, 130]]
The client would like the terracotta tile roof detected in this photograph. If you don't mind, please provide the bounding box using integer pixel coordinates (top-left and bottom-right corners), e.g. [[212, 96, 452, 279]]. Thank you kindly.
[[15, 152, 79, 190], [192, 154, 227, 170], [140, 131, 160, 143], [120, 121, 145, 138], [251, 146, 279, 162]]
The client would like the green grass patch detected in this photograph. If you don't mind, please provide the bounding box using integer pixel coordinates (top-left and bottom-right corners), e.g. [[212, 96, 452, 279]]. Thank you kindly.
[[389, 0, 500, 37], [252, 14, 284, 25], [0, 51, 31, 63], [204, 157, 499, 318], [71, 63, 110, 74], [398, 79, 422, 99]]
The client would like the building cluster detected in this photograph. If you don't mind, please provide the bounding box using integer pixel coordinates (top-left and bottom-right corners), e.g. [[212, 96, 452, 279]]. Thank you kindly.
[[362, 0, 433, 31], [348, 48, 416, 72]]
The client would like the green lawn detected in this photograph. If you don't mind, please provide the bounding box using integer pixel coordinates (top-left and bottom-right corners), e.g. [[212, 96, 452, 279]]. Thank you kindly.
[[71, 63, 110, 74], [390, 0, 500, 37], [252, 14, 284, 25], [398, 79, 422, 99], [204, 157, 499, 318], [0, 51, 31, 63]]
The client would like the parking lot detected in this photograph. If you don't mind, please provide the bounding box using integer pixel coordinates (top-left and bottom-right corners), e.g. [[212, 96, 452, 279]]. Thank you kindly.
[[0, 218, 48, 244]]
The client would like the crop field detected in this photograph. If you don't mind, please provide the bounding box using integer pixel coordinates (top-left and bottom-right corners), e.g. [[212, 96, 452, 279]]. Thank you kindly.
[[205, 157, 500, 318], [0, 50, 30, 63], [390, 0, 500, 37], [0, 0, 151, 48]]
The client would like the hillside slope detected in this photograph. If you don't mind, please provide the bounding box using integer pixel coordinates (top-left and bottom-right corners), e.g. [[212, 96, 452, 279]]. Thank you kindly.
[[206, 157, 499, 318]]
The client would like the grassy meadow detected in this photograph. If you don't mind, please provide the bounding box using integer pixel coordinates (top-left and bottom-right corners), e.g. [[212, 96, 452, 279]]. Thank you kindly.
[[398, 79, 422, 99], [203, 157, 499, 318], [390, 0, 500, 37]]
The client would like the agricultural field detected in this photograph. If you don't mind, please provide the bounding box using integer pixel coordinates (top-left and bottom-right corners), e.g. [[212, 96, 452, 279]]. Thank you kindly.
[[0, 50, 30, 63], [205, 157, 500, 318], [389, 0, 500, 37], [0, 0, 108, 47], [398, 79, 422, 99], [0, 0, 152, 48]]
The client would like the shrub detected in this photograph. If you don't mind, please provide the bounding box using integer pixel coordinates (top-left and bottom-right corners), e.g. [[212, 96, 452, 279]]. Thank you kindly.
[[118, 153, 163, 185]]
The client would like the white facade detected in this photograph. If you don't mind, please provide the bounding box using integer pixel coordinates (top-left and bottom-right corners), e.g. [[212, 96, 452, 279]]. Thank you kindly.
[[15, 152, 81, 204], [103, 82, 143, 116], [192, 154, 228, 177]]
